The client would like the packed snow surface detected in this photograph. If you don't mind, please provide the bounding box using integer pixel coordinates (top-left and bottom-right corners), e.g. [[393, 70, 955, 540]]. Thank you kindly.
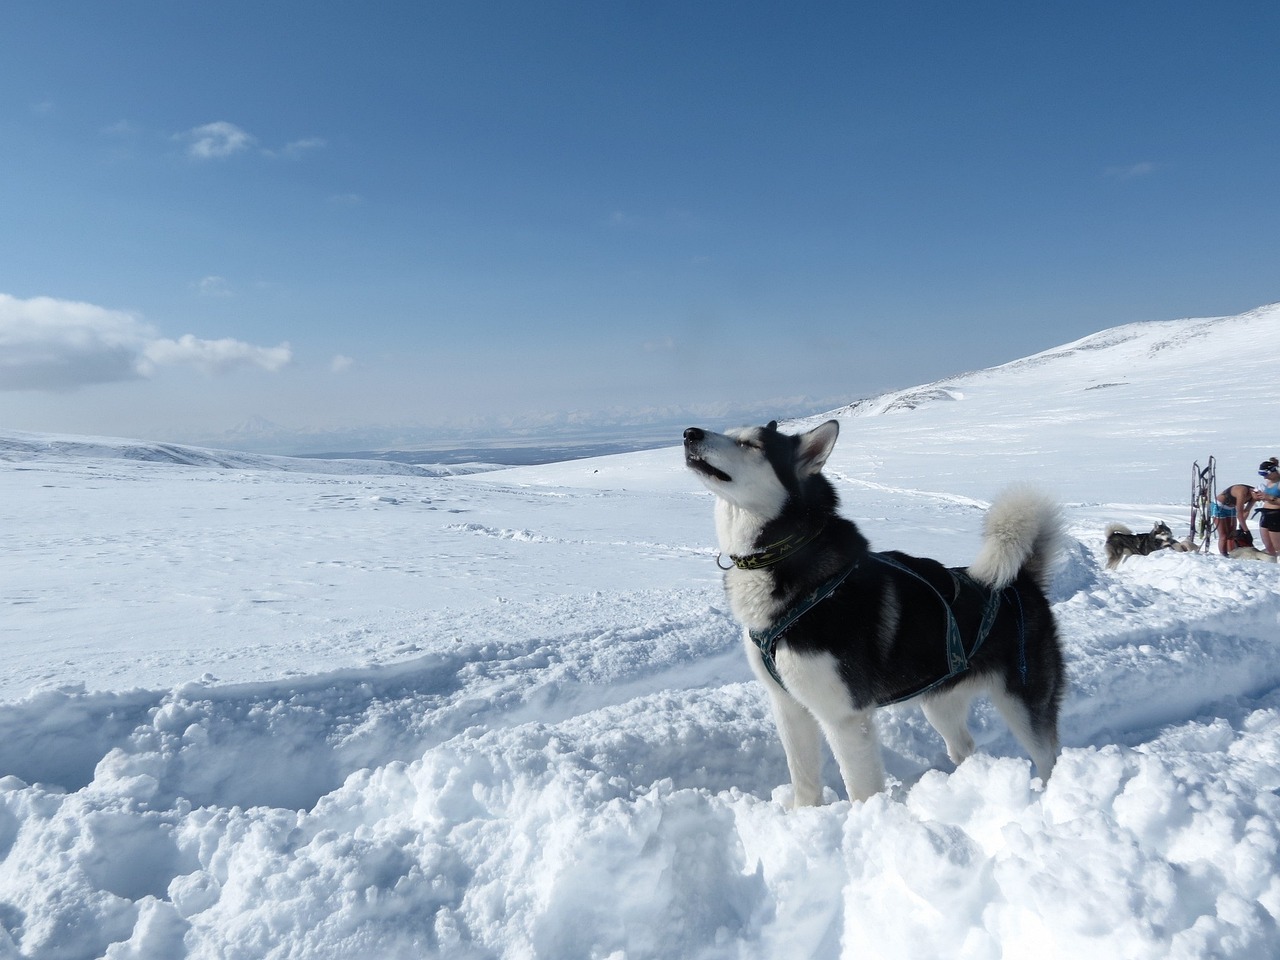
[[2, 304, 1280, 959]]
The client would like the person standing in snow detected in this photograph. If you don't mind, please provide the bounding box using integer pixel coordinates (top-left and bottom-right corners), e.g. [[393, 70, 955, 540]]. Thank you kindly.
[[1255, 458, 1280, 556], [1214, 481, 1257, 555]]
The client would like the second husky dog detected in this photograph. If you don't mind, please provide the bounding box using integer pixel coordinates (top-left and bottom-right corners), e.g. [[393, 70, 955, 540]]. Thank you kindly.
[[1104, 521, 1175, 569], [684, 419, 1065, 804]]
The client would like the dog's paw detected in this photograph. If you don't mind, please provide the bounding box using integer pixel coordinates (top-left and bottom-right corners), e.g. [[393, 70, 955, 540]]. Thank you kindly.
[[774, 784, 824, 808]]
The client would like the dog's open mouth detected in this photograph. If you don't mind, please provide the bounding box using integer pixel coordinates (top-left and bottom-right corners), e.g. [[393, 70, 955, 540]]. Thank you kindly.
[[685, 453, 732, 483]]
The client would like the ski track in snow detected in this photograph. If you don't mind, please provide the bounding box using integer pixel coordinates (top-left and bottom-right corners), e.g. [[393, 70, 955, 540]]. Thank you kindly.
[[3, 305, 1280, 959]]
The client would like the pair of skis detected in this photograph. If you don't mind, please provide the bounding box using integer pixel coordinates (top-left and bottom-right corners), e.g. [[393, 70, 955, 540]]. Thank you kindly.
[[1191, 457, 1216, 553]]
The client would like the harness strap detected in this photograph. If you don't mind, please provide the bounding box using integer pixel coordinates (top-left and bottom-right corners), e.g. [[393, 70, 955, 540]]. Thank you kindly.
[[748, 552, 1018, 704], [868, 555, 1002, 690], [749, 557, 860, 688]]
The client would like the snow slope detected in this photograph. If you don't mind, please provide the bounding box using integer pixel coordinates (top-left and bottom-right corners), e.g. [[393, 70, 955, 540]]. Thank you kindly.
[[1, 303, 1279, 959]]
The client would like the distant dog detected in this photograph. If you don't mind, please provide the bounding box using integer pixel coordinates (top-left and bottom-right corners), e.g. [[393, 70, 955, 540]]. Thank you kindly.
[[1229, 545, 1277, 563], [684, 419, 1065, 804], [1104, 522, 1175, 569]]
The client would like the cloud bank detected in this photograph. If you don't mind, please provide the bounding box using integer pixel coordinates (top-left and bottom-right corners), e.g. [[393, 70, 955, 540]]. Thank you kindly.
[[0, 293, 291, 392]]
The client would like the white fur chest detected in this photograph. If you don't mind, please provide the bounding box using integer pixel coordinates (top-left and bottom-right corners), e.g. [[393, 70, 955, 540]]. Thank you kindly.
[[724, 568, 783, 631]]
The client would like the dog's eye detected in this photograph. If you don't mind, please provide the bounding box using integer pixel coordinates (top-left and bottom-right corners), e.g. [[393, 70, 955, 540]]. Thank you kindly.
[[736, 439, 762, 451]]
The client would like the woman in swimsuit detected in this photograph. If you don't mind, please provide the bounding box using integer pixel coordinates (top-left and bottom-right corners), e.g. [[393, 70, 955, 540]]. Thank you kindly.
[[1255, 458, 1280, 556], [1214, 482, 1257, 555]]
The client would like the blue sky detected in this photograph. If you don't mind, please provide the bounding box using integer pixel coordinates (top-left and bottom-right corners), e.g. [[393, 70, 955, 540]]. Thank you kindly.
[[2, 1, 1277, 451]]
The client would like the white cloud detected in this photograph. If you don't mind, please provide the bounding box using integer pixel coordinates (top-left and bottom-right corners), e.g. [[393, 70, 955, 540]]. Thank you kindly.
[[278, 137, 327, 158], [0, 293, 291, 392], [175, 123, 326, 161], [195, 276, 233, 298], [330, 354, 354, 373], [179, 121, 256, 160], [142, 335, 291, 376]]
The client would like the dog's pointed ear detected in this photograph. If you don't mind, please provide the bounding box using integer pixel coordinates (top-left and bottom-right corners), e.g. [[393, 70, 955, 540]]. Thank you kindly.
[[797, 420, 839, 475]]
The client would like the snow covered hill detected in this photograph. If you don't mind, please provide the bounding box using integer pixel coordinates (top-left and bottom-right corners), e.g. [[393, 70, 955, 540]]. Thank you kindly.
[[816, 302, 1280, 507], [0, 429, 496, 476], [1, 303, 1279, 959]]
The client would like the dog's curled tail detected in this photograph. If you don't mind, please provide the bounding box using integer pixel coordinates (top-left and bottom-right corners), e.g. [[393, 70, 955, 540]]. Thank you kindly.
[[1104, 522, 1132, 538], [967, 486, 1064, 593]]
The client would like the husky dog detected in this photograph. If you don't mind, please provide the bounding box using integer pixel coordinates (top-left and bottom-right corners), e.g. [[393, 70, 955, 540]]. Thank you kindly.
[[1229, 545, 1277, 563], [684, 419, 1065, 804], [1103, 521, 1175, 569]]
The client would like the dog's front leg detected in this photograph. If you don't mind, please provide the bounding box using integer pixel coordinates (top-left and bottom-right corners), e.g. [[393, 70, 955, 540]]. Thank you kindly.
[[818, 710, 886, 802], [764, 686, 824, 807], [781, 648, 886, 801]]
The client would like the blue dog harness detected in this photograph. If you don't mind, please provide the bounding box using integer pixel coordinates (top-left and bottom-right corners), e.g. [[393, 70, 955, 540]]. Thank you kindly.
[[747, 552, 1018, 706]]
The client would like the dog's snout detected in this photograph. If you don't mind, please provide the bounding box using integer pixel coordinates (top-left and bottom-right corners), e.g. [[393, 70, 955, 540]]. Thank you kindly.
[[683, 427, 704, 444]]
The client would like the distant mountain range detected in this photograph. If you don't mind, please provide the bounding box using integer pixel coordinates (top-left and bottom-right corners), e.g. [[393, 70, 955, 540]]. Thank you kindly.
[[188, 399, 837, 458]]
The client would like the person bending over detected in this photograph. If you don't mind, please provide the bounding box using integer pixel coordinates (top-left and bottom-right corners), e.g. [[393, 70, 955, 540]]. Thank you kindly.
[[1214, 482, 1257, 555]]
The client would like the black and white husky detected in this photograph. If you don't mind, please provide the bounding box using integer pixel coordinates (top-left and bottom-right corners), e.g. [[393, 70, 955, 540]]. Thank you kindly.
[[1103, 521, 1175, 569], [684, 419, 1065, 805]]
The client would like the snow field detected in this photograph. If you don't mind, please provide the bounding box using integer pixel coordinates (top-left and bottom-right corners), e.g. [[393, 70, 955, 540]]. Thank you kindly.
[[3, 304, 1280, 957], [1, 532, 1279, 958]]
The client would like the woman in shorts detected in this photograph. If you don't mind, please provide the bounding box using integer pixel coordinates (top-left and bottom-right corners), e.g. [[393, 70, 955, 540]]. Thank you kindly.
[[1255, 458, 1280, 556]]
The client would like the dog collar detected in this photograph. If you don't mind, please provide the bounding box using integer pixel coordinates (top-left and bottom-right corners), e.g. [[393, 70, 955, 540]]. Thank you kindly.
[[718, 525, 827, 571]]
